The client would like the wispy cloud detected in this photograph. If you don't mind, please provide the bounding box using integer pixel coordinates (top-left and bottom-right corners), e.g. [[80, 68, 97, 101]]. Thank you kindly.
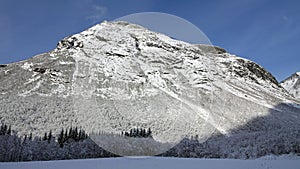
[[86, 5, 107, 24], [282, 15, 289, 21]]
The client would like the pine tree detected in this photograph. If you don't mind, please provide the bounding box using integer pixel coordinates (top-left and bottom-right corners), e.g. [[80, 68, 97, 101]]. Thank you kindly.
[[29, 133, 32, 140], [7, 125, 11, 135], [78, 129, 82, 140], [84, 131, 88, 139], [147, 128, 152, 137], [0, 124, 8, 135], [3, 124, 7, 134], [43, 132, 48, 141], [132, 128, 136, 137], [141, 129, 146, 137], [129, 129, 133, 137], [48, 130, 52, 143], [68, 127, 73, 140], [64, 130, 68, 142], [0, 124, 4, 135], [136, 128, 140, 137], [23, 134, 27, 143], [58, 129, 64, 147], [125, 131, 129, 137], [74, 127, 78, 141]]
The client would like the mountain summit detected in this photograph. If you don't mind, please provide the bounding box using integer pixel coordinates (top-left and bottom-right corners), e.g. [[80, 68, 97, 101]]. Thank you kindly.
[[281, 72, 300, 99], [0, 21, 300, 156]]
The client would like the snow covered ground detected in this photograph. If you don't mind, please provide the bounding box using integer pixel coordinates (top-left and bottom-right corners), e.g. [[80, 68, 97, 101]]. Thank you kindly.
[[1, 156, 300, 169]]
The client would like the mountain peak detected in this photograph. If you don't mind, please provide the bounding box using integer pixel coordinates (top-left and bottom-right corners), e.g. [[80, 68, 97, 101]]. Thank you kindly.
[[1, 20, 300, 156], [280, 71, 300, 99]]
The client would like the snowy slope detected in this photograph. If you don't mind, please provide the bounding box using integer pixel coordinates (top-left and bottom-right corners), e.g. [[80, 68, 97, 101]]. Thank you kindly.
[[280, 72, 300, 99], [0, 21, 300, 157], [1, 157, 300, 169]]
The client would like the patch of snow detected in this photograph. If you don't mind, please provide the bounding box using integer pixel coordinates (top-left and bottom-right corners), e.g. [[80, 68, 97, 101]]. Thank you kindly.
[[21, 62, 33, 70], [18, 80, 43, 97], [59, 61, 73, 65], [24, 76, 41, 85], [50, 71, 62, 77], [4, 70, 9, 74], [52, 84, 66, 94]]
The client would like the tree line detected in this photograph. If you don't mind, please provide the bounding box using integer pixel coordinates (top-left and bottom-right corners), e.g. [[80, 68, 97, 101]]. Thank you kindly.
[[0, 123, 117, 162], [57, 127, 88, 147], [121, 127, 152, 138]]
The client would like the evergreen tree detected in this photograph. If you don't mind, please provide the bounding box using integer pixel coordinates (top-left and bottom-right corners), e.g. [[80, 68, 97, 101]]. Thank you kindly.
[[68, 127, 73, 140], [3, 124, 7, 134], [0, 124, 4, 135], [23, 134, 27, 143], [48, 130, 52, 143], [42, 132, 48, 141], [147, 128, 152, 137], [0, 124, 3, 135], [0, 124, 8, 135], [64, 130, 68, 142], [7, 125, 11, 135], [141, 129, 146, 137], [136, 128, 140, 137], [78, 129, 82, 140], [29, 133, 32, 140], [124, 131, 129, 137], [57, 129, 64, 147], [74, 127, 78, 141]]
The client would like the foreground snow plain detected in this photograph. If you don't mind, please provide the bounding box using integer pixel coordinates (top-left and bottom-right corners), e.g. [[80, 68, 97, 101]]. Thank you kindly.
[[1, 156, 300, 169]]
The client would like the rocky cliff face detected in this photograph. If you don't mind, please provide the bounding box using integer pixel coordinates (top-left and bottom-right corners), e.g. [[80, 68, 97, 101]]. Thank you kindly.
[[0, 21, 299, 156]]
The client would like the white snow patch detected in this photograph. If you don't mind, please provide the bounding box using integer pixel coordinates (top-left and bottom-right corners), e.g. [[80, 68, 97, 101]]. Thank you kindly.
[[4, 70, 9, 74], [52, 84, 66, 94], [24, 76, 41, 85], [21, 62, 33, 70], [59, 61, 74, 65], [18, 80, 43, 97], [50, 71, 62, 77]]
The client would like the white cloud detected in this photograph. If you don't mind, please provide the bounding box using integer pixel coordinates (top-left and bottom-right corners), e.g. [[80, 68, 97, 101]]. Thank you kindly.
[[282, 16, 289, 22]]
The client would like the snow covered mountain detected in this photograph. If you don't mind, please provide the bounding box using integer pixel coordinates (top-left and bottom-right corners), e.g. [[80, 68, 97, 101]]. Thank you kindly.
[[280, 72, 300, 99], [0, 21, 300, 156]]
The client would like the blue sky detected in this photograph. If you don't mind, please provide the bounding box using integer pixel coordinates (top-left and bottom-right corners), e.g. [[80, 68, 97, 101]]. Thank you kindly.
[[0, 0, 299, 81]]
